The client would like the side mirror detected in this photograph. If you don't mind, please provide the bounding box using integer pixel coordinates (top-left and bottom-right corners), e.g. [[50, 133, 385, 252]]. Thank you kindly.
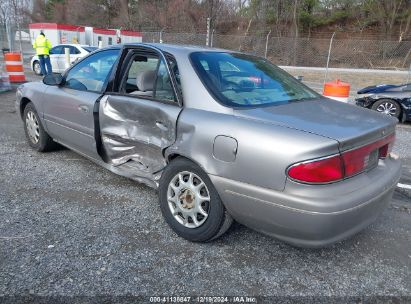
[[295, 75, 304, 82], [43, 73, 63, 86]]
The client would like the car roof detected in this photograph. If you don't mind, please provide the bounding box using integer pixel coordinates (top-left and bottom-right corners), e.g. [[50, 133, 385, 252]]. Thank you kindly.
[[122, 43, 233, 55], [55, 44, 96, 48]]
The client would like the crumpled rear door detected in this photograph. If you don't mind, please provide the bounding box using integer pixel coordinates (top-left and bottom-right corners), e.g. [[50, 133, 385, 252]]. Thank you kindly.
[[99, 94, 182, 177]]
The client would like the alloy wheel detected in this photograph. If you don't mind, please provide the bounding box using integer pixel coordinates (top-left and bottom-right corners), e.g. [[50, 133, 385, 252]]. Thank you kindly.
[[33, 62, 41, 75], [26, 111, 40, 144], [167, 171, 210, 228], [376, 102, 397, 116]]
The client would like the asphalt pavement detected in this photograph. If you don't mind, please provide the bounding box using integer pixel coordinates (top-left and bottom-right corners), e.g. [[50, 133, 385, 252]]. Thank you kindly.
[[0, 74, 410, 303]]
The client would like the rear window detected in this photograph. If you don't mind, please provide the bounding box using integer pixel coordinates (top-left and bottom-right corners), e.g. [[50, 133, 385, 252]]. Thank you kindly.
[[190, 52, 319, 108]]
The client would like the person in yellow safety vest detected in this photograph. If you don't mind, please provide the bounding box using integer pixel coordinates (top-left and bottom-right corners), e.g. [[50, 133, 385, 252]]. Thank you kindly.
[[32, 31, 53, 76]]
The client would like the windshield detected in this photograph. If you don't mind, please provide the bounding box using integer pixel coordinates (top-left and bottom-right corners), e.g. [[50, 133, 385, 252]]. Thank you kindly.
[[83, 46, 98, 53], [190, 52, 319, 107]]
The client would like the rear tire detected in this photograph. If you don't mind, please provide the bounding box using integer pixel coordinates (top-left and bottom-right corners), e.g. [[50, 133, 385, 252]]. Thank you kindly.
[[159, 158, 233, 242], [33, 61, 42, 76], [23, 102, 56, 152], [371, 99, 401, 119]]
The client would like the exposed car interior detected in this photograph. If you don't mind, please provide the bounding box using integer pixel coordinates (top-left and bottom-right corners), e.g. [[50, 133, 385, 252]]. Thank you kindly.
[[191, 52, 319, 107], [122, 53, 176, 102]]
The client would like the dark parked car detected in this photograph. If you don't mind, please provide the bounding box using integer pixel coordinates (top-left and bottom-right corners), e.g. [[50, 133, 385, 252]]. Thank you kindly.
[[356, 83, 411, 122]]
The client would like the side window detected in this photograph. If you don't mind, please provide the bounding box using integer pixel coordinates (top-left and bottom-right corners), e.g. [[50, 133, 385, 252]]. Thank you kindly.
[[60, 45, 70, 54], [121, 52, 177, 102], [167, 56, 182, 96], [64, 49, 119, 92], [50, 46, 63, 55], [69, 46, 80, 54], [122, 54, 159, 97], [155, 59, 175, 101]]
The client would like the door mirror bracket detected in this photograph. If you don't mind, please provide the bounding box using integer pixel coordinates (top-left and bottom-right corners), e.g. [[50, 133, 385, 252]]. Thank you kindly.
[[43, 73, 63, 86]]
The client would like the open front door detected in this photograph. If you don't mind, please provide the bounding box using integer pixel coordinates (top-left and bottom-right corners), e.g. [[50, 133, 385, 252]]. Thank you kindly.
[[99, 47, 182, 179]]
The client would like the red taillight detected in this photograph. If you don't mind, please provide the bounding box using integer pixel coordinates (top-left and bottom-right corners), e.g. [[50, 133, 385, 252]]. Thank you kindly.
[[341, 145, 372, 177], [288, 155, 344, 183], [342, 133, 395, 177], [288, 133, 395, 184]]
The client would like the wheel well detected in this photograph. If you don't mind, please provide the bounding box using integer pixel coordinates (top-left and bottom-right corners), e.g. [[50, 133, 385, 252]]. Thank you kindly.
[[166, 153, 208, 173], [167, 153, 181, 163], [20, 98, 31, 118]]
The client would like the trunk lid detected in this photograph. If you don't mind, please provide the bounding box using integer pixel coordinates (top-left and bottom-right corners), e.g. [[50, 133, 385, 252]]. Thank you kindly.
[[233, 98, 397, 151]]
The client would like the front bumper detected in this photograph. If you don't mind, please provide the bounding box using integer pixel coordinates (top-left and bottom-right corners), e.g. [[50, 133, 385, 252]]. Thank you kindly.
[[355, 97, 374, 108], [210, 156, 401, 248]]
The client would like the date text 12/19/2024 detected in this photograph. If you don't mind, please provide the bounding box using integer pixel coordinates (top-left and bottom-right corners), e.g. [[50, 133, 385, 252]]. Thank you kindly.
[[149, 296, 257, 303]]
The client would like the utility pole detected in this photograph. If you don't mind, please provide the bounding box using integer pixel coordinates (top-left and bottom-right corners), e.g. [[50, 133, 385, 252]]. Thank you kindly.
[[160, 28, 166, 43], [324, 32, 336, 85], [264, 30, 272, 59], [211, 29, 215, 47], [5, 16, 13, 51], [206, 17, 211, 46]]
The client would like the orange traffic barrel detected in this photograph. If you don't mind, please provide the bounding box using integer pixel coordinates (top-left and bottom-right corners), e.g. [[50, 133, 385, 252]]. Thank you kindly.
[[4, 52, 26, 83], [323, 79, 350, 102]]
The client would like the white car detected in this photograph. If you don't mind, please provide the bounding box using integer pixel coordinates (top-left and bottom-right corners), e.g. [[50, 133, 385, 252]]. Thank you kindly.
[[31, 44, 97, 75]]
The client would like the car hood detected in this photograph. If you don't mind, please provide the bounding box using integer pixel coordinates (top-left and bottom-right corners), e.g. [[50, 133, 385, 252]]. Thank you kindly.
[[357, 84, 403, 94], [233, 98, 397, 151]]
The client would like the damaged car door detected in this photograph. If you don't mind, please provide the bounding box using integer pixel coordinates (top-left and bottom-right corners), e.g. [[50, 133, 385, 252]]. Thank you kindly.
[[99, 47, 182, 180]]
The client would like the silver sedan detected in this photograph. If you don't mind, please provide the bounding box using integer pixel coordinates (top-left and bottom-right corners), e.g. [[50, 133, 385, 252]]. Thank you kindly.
[[16, 44, 401, 247]]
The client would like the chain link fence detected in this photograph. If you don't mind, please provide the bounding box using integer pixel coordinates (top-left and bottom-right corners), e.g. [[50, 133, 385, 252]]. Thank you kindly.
[[0, 27, 32, 67], [1, 28, 411, 90], [140, 31, 411, 91], [141, 31, 411, 71], [1, 28, 410, 70]]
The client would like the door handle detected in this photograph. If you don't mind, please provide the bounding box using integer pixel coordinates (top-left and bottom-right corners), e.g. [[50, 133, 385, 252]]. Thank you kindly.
[[78, 105, 89, 113], [156, 121, 168, 131]]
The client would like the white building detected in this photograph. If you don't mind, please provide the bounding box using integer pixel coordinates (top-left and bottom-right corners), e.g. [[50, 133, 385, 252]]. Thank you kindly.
[[29, 23, 142, 47]]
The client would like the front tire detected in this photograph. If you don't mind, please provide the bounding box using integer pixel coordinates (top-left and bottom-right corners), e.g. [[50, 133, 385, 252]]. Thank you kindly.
[[32, 61, 42, 75], [371, 99, 401, 119], [159, 158, 233, 242], [23, 103, 56, 152]]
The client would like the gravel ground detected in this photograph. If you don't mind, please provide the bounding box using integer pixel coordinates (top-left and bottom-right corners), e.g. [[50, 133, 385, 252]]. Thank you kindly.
[[0, 76, 410, 303]]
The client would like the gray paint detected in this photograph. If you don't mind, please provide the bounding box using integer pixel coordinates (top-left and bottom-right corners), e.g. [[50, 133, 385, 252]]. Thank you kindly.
[[234, 98, 397, 152], [210, 157, 401, 247], [165, 108, 340, 191], [16, 43, 402, 247], [213, 136, 238, 162], [42, 86, 101, 159]]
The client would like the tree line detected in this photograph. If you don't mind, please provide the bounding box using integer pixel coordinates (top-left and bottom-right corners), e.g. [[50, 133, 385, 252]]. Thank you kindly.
[[2, 0, 411, 40]]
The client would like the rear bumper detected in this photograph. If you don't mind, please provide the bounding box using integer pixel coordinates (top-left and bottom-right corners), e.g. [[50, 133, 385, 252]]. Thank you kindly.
[[211, 156, 401, 248]]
